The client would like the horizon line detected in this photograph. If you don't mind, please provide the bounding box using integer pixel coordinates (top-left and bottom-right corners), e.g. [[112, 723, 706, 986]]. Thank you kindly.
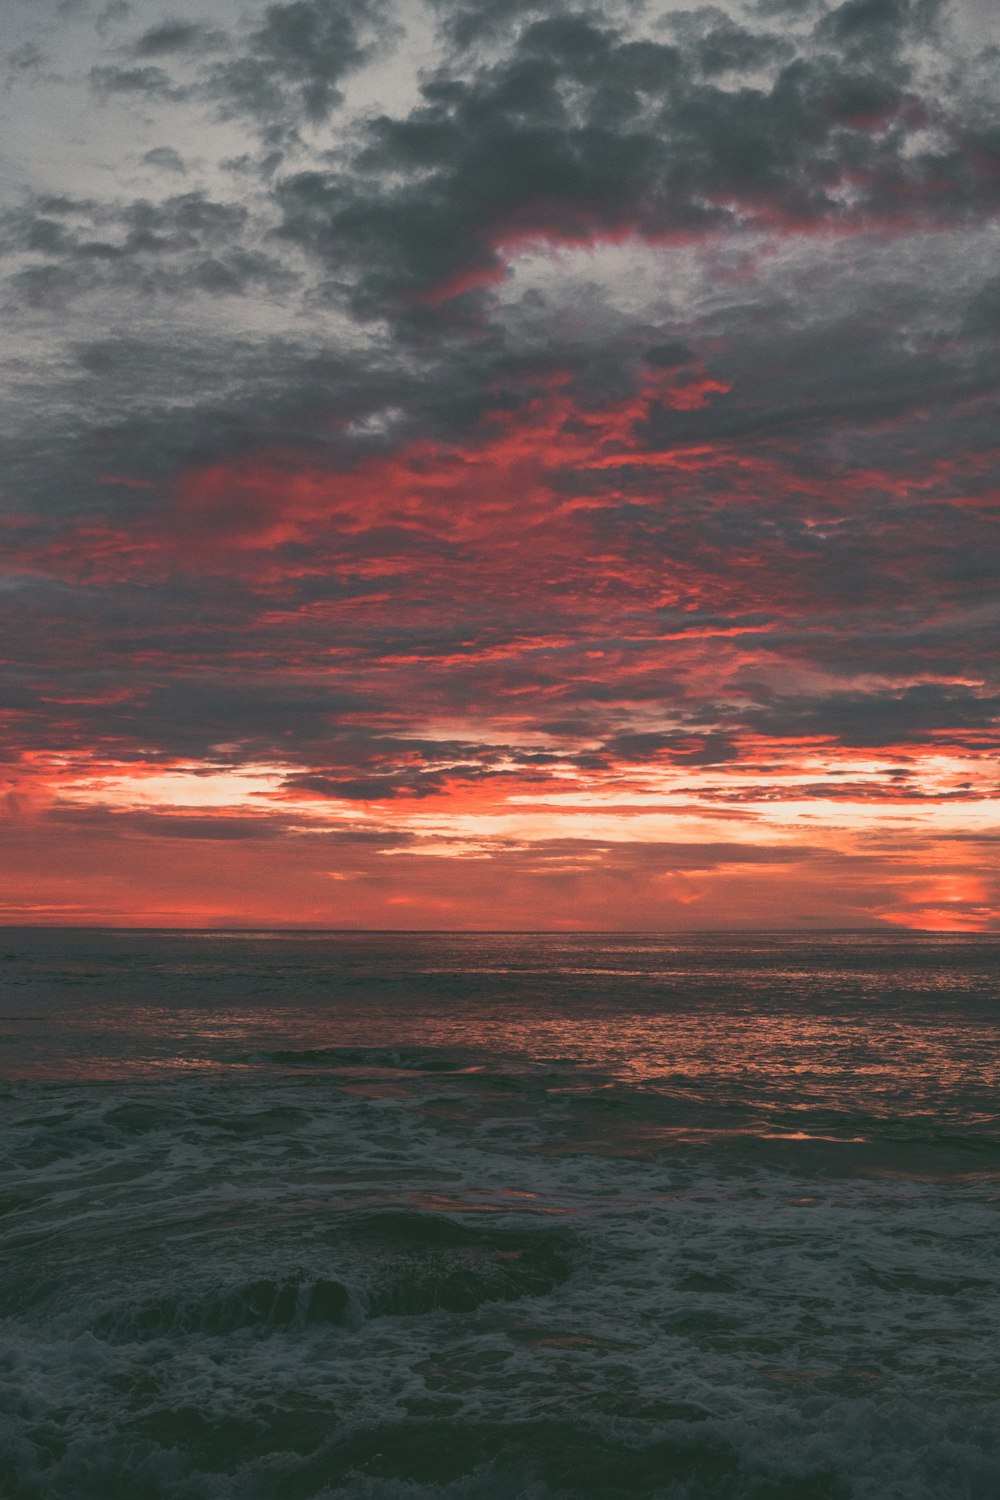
[[1, 924, 994, 937]]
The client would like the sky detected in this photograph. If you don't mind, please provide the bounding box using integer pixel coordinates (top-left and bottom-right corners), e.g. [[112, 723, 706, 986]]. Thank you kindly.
[[1, 0, 999, 930]]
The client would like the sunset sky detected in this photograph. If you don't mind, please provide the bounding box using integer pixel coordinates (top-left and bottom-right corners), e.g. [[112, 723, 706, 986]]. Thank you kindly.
[[2, 0, 998, 929]]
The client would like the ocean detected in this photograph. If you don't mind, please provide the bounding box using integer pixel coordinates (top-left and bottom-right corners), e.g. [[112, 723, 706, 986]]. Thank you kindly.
[[1, 929, 998, 1499]]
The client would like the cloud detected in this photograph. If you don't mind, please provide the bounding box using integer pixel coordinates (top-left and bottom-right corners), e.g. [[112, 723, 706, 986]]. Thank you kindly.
[[89, 62, 188, 98], [746, 684, 1000, 747], [1, 0, 999, 924], [208, 0, 398, 130], [133, 19, 225, 57], [142, 145, 187, 172], [272, 2, 1000, 322], [2, 189, 296, 307]]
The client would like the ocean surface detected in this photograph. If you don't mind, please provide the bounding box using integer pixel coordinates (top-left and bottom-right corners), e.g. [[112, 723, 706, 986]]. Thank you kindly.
[[1, 930, 999, 1500]]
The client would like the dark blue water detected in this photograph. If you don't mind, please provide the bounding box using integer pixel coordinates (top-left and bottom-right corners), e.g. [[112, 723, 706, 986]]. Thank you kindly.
[[2, 930, 999, 1499]]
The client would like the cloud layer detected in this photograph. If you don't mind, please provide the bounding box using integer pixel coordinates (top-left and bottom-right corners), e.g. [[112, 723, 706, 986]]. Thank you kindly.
[[2, 0, 998, 928]]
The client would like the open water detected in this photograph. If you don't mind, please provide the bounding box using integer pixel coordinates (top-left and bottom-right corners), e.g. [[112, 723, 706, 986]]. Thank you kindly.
[[1, 929, 999, 1500]]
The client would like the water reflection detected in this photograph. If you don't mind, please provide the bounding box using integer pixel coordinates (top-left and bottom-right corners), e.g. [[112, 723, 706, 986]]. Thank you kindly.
[[1, 931, 997, 1163]]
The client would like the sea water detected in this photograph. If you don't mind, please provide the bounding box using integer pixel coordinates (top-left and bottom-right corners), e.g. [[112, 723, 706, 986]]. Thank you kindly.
[[1, 930, 998, 1499]]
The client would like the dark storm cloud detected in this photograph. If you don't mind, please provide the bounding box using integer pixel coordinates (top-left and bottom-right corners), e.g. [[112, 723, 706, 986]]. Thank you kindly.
[[275, 20, 695, 309], [428, 0, 554, 51], [815, 0, 942, 53], [89, 63, 188, 98], [207, 0, 397, 129], [602, 731, 740, 767], [273, 1, 1000, 318], [133, 19, 225, 57], [0, 330, 409, 533], [691, 21, 795, 76], [49, 808, 292, 840], [84, 1, 394, 135], [643, 340, 695, 369], [8, 0, 999, 488], [964, 276, 1000, 335], [10, 242, 295, 306], [285, 770, 479, 800], [2, 189, 295, 307], [2, 191, 249, 257], [746, 684, 1000, 747], [634, 364, 972, 450]]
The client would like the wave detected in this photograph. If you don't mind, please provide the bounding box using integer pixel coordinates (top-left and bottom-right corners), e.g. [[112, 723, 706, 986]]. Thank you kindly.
[[88, 1211, 575, 1343], [343, 1209, 575, 1317], [260, 1044, 473, 1073], [93, 1275, 352, 1341]]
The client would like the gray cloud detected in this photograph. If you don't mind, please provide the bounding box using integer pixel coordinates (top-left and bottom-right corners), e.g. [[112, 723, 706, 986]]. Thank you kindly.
[[2, 189, 297, 308], [207, 0, 397, 130], [89, 62, 188, 98], [746, 685, 1000, 746], [142, 145, 187, 171], [270, 1, 1000, 325], [133, 19, 225, 57]]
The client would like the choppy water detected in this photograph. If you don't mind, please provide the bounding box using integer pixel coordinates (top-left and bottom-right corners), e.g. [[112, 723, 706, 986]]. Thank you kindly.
[[2, 929, 999, 1500]]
